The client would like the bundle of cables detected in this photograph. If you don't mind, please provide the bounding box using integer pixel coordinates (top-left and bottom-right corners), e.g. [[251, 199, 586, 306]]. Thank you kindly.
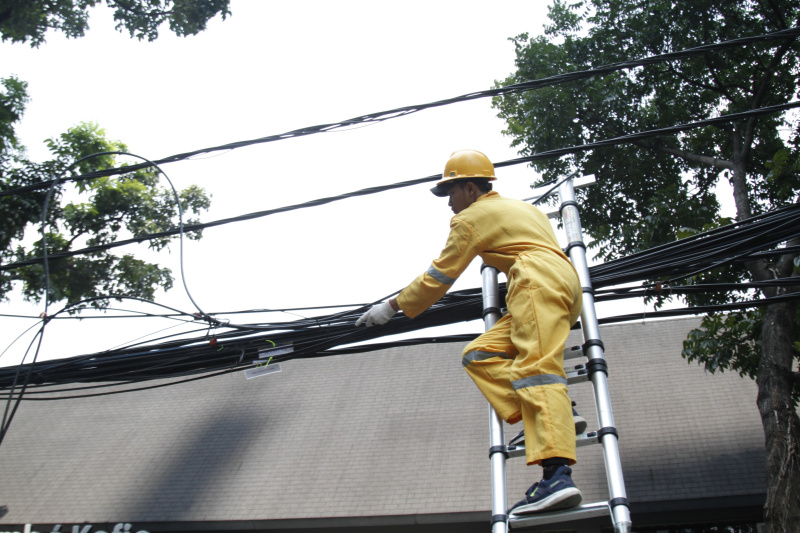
[[2, 201, 797, 399]]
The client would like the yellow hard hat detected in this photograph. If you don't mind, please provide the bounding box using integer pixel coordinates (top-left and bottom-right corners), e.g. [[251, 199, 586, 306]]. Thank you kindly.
[[430, 149, 496, 197]]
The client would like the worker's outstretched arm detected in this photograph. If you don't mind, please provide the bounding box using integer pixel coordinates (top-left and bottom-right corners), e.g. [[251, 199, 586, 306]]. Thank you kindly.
[[396, 217, 479, 318]]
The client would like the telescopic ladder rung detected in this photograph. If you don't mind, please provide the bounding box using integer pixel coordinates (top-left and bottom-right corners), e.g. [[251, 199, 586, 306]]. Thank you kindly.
[[510, 501, 611, 528], [506, 431, 600, 460]]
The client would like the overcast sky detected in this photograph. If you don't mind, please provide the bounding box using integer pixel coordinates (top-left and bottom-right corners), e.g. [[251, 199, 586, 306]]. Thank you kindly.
[[1, 1, 649, 368]]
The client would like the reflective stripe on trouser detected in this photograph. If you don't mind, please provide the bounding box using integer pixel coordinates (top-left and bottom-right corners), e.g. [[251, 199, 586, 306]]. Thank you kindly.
[[462, 249, 582, 466]]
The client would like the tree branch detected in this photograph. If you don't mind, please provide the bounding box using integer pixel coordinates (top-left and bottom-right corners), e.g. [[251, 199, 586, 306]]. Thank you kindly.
[[664, 61, 738, 100], [743, 37, 797, 160], [632, 140, 734, 170], [107, 1, 169, 18], [775, 236, 800, 279], [762, 0, 789, 30]]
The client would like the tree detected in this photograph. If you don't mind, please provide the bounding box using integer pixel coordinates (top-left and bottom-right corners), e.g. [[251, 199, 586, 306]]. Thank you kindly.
[[493, 1, 800, 530], [0, 76, 211, 309], [0, 0, 231, 46], [0, 0, 223, 309]]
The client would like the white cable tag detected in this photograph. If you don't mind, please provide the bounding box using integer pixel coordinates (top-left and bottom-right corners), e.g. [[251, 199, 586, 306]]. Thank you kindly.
[[245, 363, 282, 380], [257, 344, 294, 358]]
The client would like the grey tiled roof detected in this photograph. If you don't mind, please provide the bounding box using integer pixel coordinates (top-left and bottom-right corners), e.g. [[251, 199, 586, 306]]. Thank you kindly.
[[0, 317, 765, 526]]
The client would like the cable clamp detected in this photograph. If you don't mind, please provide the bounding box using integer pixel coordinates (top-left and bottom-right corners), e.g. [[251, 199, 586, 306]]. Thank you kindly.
[[564, 240, 586, 255], [582, 339, 605, 355], [608, 497, 629, 509], [488, 445, 509, 459], [586, 358, 608, 378], [597, 426, 619, 440], [482, 306, 503, 319], [491, 514, 508, 525], [559, 200, 580, 215]]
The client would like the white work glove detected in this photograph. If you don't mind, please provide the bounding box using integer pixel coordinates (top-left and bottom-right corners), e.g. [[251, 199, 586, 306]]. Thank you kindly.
[[355, 301, 398, 327]]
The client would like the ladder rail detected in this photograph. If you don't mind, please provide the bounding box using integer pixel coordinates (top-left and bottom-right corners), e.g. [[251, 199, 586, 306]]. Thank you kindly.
[[557, 178, 632, 533], [482, 265, 509, 533]]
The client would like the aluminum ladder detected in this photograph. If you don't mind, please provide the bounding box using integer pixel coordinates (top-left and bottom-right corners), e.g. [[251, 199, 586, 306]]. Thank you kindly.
[[483, 175, 631, 533]]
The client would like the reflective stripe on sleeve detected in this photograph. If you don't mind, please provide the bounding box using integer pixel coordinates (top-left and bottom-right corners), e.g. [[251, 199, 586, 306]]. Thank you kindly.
[[512, 374, 568, 390], [426, 264, 457, 285], [462, 350, 511, 367]]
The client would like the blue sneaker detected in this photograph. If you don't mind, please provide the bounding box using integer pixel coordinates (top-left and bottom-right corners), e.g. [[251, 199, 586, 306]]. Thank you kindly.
[[508, 465, 582, 515]]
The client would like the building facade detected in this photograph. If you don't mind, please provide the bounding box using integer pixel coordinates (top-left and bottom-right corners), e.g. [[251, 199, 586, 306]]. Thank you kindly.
[[0, 317, 767, 532]]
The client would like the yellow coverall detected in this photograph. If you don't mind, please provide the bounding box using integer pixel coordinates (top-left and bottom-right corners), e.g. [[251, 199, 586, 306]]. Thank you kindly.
[[396, 191, 582, 465]]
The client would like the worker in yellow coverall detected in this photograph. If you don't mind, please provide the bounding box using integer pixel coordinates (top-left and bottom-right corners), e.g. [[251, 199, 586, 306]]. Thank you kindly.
[[356, 149, 583, 515]]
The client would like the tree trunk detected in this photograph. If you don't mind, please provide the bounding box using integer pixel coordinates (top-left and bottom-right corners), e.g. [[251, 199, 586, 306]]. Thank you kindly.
[[730, 113, 800, 530], [757, 299, 800, 532], [730, 123, 752, 221], [748, 239, 799, 533]]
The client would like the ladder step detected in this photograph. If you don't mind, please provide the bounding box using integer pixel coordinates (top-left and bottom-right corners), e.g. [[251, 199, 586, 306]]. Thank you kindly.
[[506, 431, 599, 458], [563, 345, 584, 360], [509, 501, 610, 529], [566, 364, 589, 384]]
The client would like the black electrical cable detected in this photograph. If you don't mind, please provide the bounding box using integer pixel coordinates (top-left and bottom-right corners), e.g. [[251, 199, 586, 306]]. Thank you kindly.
[[4, 100, 799, 275], [597, 291, 800, 325], [531, 169, 581, 205], [0, 366, 242, 400], [4, 201, 795, 394], [2, 30, 799, 401], [593, 278, 798, 302], [0, 324, 45, 444], [0, 149, 220, 444], [6, 288, 800, 400], [2, 26, 798, 199], [0, 150, 108, 447]]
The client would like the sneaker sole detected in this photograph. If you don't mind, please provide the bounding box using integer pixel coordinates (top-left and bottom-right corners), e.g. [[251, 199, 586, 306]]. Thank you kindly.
[[509, 487, 582, 515]]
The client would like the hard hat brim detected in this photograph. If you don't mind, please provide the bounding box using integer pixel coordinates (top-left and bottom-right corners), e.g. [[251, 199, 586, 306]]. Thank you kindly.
[[430, 176, 496, 197], [430, 182, 452, 197]]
